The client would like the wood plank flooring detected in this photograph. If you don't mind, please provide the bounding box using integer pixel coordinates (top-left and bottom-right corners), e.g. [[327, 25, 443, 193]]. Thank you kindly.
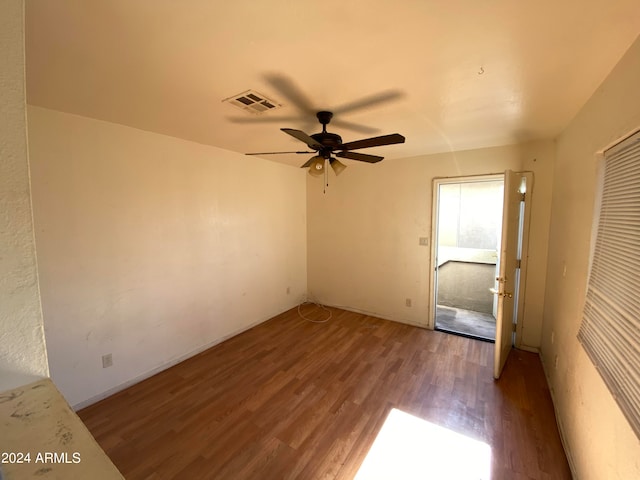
[[78, 306, 571, 479]]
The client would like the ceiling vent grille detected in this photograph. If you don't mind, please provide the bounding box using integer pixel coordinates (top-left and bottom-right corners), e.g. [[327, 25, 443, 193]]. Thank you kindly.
[[223, 90, 282, 114]]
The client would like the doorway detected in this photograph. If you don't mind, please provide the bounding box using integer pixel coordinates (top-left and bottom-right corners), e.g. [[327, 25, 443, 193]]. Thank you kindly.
[[431, 176, 505, 342]]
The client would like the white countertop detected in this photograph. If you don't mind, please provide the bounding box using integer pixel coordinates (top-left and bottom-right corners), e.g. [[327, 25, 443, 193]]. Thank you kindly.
[[0, 379, 123, 479]]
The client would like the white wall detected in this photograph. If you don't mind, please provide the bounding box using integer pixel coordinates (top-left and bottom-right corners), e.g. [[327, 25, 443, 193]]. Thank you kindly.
[[307, 139, 554, 349], [27, 106, 307, 407], [0, 0, 49, 391], [542, 36, 640, 479]]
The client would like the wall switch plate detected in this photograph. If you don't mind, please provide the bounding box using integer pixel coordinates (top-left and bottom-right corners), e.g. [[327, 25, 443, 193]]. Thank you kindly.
[[102, 353, 113, 368], [419, 237, 429, 246], [286, 286, 290, 294], [405, 298, 412, 307]]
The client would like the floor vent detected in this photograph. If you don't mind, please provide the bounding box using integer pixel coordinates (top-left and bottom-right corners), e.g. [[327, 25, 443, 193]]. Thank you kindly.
[[223, 90, 282, 114]]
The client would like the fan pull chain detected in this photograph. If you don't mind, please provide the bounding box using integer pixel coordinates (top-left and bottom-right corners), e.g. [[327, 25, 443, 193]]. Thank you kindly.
[[324, 159, 328, 194]]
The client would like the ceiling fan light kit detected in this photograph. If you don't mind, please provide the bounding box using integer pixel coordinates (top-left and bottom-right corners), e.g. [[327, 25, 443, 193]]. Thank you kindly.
[[308, 156, 325, 177], [330, 158, 347, 176]]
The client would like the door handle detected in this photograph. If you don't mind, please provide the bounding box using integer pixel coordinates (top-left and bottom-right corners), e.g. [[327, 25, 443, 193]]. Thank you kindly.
[[489, 288, 513, 298]]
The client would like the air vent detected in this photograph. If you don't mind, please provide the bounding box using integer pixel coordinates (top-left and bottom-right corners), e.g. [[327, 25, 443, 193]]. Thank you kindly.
[[223, 90, 282, 114]]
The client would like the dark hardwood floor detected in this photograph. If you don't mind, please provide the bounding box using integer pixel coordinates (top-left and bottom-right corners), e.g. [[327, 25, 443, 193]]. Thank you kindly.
[[78, 306, 571, 479]]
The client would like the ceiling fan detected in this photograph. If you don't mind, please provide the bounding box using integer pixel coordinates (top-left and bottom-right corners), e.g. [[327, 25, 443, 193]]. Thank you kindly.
[[247, 111, 406, 177]]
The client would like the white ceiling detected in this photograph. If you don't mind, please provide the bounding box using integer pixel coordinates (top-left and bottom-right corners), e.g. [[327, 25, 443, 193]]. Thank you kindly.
[[25, 1, 640, 167]]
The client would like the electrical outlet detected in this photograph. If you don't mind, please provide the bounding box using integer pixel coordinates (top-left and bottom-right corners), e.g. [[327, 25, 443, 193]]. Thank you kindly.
[[419, 237, 429, 246], [102, 353, 113, 368], [405, 298, 412, 307]]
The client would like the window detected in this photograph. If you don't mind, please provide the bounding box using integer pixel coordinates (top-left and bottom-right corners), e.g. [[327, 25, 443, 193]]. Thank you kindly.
[[578, 130, 640, 439]]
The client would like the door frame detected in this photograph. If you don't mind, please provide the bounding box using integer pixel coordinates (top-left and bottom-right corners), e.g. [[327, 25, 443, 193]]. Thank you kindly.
[[512, 172, 533, 350], [428, 172, 533, 349]]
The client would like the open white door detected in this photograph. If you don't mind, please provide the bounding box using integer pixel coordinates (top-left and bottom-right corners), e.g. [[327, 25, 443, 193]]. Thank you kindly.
[[493, 170, 523, 379]]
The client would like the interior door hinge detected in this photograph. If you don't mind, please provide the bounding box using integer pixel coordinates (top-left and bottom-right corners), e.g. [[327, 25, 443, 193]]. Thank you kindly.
[[516, 259, 521, 269], [521, 192, 526, 202], [512, 323, 517, 333]]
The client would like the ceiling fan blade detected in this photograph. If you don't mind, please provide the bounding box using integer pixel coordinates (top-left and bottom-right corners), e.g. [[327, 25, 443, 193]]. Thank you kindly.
[[336, 151, 384, 163], [227, 115, 302, 124], [339, 133, 406, 151], [246, 151, 314, 155], [333, 89, 405, 115], [330, 118, 379, 135], [264, 73, 316, 114], [281, 128, 324, 150]]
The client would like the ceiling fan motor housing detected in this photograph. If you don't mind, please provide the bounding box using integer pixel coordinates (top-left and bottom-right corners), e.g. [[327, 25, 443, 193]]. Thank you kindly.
[[311, 111, 342, 157], [310, 132, 343, 157]]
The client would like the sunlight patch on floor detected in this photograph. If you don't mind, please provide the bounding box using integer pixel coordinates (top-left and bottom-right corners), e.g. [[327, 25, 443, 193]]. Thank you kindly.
[[355, 408, 492, 480]]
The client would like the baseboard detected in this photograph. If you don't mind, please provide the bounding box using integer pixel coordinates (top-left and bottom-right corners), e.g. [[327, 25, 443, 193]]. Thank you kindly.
[[538, 351, 578, 478], [320, 302, 430, 330], [517, 344, 539, 353], [72, 306, 294, 411]]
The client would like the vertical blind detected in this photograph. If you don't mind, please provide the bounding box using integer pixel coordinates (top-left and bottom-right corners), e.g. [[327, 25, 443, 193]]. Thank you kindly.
[[578, 130, 640, 440]]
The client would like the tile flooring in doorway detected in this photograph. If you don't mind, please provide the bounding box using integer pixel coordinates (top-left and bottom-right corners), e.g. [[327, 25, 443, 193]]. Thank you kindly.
[[435, 305, 496, 342]]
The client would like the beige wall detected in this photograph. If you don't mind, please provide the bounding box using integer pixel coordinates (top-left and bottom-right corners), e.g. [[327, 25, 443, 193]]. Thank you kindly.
[[307, 139, 554, 349], [437, 262, 495, 313], [27, 106, 307, 407], [542, 36, 640, 479], [0, 0, 49, 391]]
